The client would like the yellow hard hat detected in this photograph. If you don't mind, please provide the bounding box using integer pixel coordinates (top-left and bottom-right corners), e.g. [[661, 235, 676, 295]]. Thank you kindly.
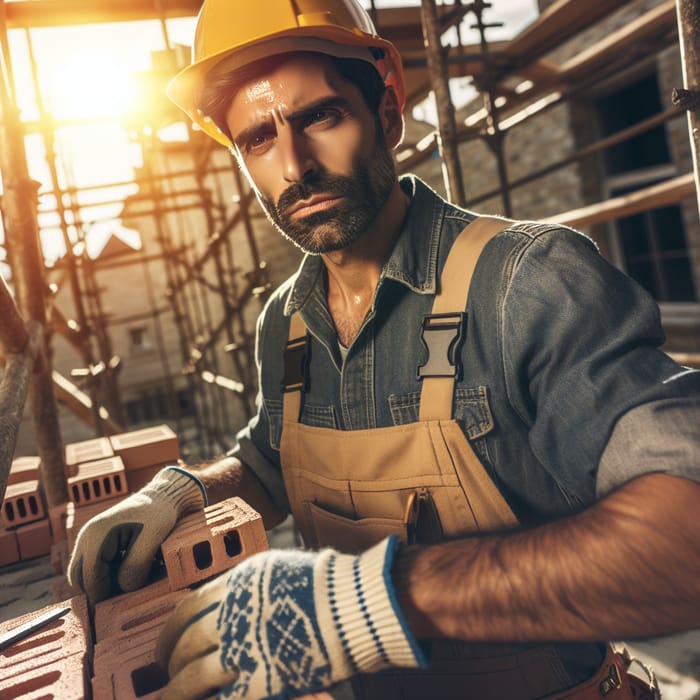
[[167, 0, 406, 148]]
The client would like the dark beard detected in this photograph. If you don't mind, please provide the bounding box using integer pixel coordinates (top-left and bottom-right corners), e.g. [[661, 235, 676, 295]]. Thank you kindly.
[[259, 143, 396, 255]]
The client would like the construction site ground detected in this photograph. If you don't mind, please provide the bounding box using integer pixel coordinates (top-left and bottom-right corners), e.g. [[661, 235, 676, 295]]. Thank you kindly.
[[0, 515, 698, 699]]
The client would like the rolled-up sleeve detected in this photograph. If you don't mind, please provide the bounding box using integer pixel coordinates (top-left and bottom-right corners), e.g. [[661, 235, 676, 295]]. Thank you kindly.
[[596, 393, 700, 497], [502, 225, 700, 503]]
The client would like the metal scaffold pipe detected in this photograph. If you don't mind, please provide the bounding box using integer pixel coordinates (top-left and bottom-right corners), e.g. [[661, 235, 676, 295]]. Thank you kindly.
[[675, 0, 700, 218], [0, 6, 67, 505]]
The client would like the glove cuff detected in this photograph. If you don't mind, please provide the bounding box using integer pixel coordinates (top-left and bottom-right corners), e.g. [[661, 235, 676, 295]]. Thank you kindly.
[[144, 465, 207, 515], [316, 535, 427, 677]]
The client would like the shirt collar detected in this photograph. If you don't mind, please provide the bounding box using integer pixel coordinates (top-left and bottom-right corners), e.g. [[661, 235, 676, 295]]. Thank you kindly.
[[284, 175, 447, 316]]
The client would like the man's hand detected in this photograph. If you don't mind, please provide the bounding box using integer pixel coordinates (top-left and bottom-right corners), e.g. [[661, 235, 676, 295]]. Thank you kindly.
[[156, 535, 425, 700], [67, 466, 206, 604]]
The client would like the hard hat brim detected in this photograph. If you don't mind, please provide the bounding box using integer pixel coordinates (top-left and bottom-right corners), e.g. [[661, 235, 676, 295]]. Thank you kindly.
[[167, 27, 405, 148]]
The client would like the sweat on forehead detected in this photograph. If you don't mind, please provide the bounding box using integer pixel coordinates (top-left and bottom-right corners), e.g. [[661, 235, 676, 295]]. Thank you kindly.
[[197, 51, 387, 145], [224, 52, 343, 101]]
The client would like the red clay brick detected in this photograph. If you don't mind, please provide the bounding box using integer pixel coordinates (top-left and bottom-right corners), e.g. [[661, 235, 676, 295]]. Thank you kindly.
[[16, 518, 52, 560], [64, 436, 114, 477], [93, 577, 172, 642], [67, 456, 128, 507], [0, 528, 20, 567], [1, 480, 45, 529], [124, 461, 169, 493], [93, 618, 170, 699], [0, 596, 91, 685], [109, 425, 180, 471], [162, 496, 268, 591], [7, 456, 40, 486], [0, 650, 89, 699]]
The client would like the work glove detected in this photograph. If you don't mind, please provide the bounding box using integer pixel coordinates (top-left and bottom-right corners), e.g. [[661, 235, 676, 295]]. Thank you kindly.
[[156, 534, 426, 700], [67, 465, 206, 604]]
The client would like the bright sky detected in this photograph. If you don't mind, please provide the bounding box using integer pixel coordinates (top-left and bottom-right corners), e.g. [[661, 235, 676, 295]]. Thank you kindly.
[[0, 0, 539, 269]]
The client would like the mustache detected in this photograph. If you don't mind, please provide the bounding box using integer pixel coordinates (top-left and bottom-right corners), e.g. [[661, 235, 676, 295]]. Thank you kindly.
[[276, 173, 354, 215]]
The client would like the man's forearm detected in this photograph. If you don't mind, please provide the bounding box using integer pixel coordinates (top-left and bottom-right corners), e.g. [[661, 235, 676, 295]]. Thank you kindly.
[[188, 455, 287, 529], [394, 473, 700, 642]]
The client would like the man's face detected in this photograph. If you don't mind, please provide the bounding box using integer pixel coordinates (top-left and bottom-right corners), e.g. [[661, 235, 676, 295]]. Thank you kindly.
[[225, 54, 396, 255]]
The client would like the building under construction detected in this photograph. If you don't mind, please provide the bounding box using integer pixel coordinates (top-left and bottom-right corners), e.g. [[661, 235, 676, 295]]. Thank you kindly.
[[1, 0, 699, 472], [0, 0, 699, 696]]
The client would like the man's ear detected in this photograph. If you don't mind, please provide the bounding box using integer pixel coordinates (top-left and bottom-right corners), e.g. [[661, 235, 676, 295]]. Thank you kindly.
[[379, 86, 405, 149]]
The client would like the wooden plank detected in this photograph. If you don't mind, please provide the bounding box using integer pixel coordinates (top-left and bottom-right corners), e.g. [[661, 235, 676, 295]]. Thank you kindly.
[[547, 173, 696, 229], [557, 0, 677, 85], [400, 3, 680, 168], [503, 0, 633, 61], [3, 0, 201, 27], [52, 370, 122, 433]]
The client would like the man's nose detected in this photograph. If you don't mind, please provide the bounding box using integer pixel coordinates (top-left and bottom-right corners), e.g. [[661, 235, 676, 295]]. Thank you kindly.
[[280, 130, 317, 184]]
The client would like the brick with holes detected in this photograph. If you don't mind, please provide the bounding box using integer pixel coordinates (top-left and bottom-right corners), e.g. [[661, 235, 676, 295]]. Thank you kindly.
[[0, 651, 89, 699], [93, 578, 178, 642], [92, 606, 173, 700], [0, 596, 91, 686], [161, 496, 268, 591], [64, 436, 114, 477], [1, 480, 45, 529], [67, 456, 128, 507]]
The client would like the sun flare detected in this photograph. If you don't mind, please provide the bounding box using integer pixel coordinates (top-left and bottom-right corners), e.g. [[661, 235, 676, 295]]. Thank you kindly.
[[41, 46, 138, 122]]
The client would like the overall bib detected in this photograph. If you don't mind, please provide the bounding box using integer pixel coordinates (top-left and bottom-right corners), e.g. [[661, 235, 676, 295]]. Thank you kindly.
[[279, 218, 658, 699]]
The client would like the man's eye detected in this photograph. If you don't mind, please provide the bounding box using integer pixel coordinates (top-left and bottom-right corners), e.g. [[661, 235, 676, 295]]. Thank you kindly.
[[245, 132, 273, 154], [305, 109, 339, 128]]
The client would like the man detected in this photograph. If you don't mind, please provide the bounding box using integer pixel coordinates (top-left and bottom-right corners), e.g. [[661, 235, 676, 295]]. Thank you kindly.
[[68, 1, 700, 699]]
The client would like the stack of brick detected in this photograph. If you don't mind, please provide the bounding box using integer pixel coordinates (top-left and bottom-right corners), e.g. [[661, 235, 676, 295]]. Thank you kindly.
[[59, 424, 183, 555], [0, 425, 181, 574], [0, 596, 92, 699], [1, 457, 51, 567], [2, 425, 271, 698], [89, 496, 269, 698]]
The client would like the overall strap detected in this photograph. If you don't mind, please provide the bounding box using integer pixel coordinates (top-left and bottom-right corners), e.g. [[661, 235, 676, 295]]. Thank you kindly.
[[419, 216, 510, 421], [282, 311, 308, 423], [282, 216, 510, 424]]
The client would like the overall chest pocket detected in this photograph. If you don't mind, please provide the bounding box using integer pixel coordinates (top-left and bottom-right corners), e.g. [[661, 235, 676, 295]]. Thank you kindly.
[[265, 398, 337, 450], [388, 386, 495, 463]]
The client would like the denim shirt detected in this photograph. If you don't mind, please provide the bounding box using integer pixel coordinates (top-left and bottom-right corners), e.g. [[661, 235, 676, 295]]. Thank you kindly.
[[231, 175, 700, 521]]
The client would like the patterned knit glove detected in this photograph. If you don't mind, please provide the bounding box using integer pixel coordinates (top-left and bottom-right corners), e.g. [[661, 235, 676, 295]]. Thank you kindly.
[[156, 535, 426, 700], [68, 466, 206, 604]]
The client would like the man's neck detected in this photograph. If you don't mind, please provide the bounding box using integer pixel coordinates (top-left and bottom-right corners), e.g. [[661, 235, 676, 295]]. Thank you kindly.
[[323, 180, 409, 346]]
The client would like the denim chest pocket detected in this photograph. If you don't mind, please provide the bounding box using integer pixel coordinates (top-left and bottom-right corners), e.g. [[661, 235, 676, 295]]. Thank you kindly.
[[264, 398, 337, 450], [389, 385, 495, 462]]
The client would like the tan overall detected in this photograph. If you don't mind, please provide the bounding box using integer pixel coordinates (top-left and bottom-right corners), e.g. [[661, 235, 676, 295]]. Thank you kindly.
[[279, 218, 658, 700]]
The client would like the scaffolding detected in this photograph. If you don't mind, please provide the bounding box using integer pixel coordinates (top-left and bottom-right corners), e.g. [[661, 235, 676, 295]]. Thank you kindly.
[[0, 0, 699, 509]]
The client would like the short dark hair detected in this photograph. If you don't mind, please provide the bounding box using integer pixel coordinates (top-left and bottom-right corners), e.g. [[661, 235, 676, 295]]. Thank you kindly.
[[197, 53, 387, 147]]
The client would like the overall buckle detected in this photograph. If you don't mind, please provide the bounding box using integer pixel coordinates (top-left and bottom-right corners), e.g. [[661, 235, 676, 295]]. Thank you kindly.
[[417, 312, 466, 380], [282, 333, 310, 393]]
